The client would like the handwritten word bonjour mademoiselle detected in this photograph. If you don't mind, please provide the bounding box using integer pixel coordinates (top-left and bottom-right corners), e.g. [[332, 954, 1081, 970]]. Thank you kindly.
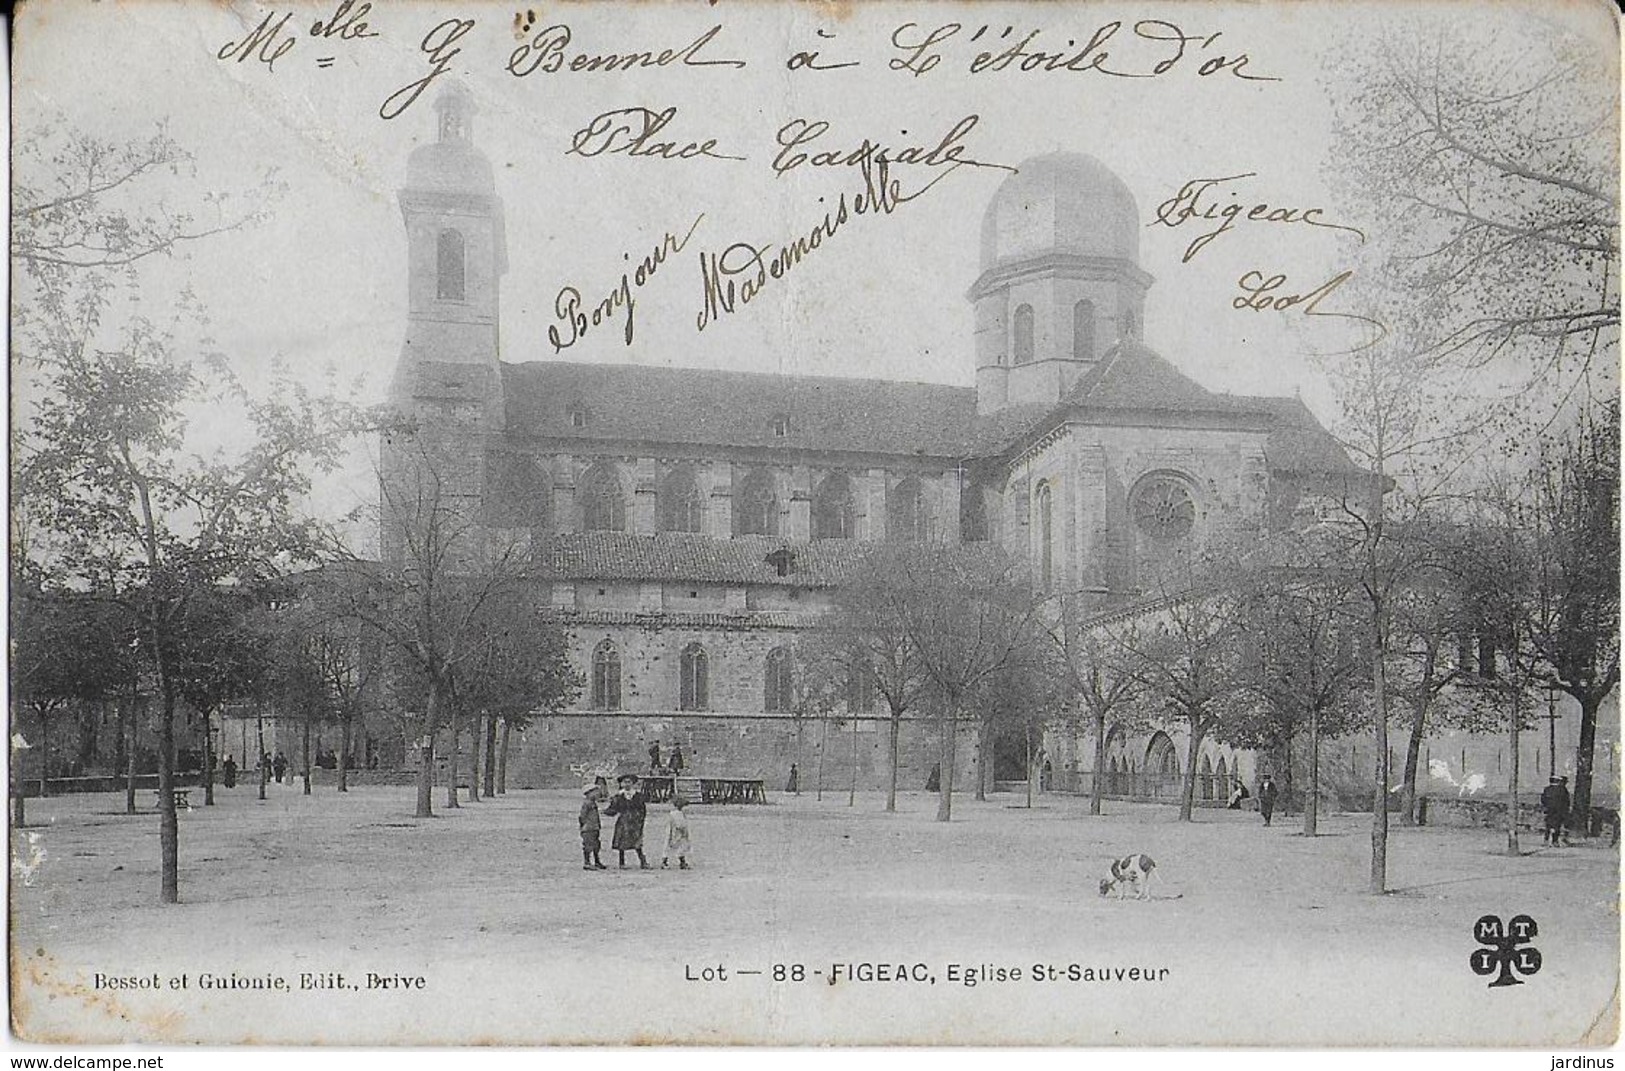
[[887, 20, 1278, 80]]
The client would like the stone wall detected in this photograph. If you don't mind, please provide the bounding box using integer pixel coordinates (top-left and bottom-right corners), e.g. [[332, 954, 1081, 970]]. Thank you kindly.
[[507, 712, 979, 792]]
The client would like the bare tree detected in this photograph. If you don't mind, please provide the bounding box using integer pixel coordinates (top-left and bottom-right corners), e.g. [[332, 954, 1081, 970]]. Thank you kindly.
[[1327, 18, 1618, 382]]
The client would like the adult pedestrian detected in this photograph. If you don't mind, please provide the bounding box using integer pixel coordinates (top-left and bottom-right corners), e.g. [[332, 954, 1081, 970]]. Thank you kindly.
[[670, 743, 685, 775], [1258, 774, 1279, 827], [1540, 775, 1571, 846], [272, 751, 288, 784], [222, 755, 237, 789], [648, 740, 662, 774]]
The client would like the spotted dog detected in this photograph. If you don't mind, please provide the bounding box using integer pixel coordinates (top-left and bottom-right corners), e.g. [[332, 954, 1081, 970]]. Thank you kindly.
[[1098, 854, 1157, 900]]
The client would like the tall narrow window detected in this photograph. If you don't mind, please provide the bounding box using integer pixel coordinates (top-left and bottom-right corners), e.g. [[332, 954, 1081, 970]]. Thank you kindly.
[[1013, 304, 1035, 364], [887, 477, 928, 543], [813, 474, 855, 540], [765, 648, 793, 713], [660, 466, 704, 533], [680, 643, 710, 711], [437, 229, 466, 301], [591, 640, 622, 711], [581, 464, 626, 532], [1036, 481, 1054, 591], [734, 469, 778, 537], [1073, 300, 1095, 361]]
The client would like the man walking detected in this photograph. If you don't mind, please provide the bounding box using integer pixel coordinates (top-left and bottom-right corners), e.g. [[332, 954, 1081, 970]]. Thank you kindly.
[[1540, 775, 1571, 845], [1258, 774, 1279, 827]]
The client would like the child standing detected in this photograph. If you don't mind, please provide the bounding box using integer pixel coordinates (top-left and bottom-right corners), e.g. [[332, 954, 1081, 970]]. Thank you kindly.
[[579, 784, 607, 870], [605, 773, 651, 869], [663, 796, 692, 870]]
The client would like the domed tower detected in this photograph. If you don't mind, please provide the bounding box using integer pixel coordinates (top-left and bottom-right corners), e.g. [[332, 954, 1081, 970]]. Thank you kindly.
[[382, 84, 509, 563], [969, 153, 1153, 414]]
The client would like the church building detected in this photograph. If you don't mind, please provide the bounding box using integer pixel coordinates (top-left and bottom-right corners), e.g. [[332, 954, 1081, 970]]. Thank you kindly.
[[381, 86, 1364, 794]]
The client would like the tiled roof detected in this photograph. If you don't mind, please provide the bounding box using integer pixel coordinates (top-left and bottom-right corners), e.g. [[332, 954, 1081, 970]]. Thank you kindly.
[[1239, 395, 1360, 474], [1062, 340, 1269, 419], [501, 361, 978, 457], [526, 532, 878, 587]]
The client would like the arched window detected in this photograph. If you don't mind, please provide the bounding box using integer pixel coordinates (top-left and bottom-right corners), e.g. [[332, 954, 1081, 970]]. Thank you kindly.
[[734, 469, 778, 537], [764, 647, 793, 713], [887, 477, 928, 543], [1146, 732, 1180, 799], [1073, 300, 1095, 361], [437, 229, 466, 301], [1199, 754, 1214, 800], [812, 473, 855, 540], [1013, 304, 1035, 365], [580, 464, 626, 532], [680, 643, 709, 711], [660, 466, 704, 533], [1036, 481, 1054, 591], [591, 640, 621, 711]]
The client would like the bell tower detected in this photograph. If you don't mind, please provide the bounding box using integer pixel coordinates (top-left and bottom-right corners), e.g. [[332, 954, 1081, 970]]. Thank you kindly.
[[383, 83, 509, 564]]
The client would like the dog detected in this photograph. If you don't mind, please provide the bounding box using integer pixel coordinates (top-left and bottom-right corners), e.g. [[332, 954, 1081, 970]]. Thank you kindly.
[[1098, 854, 1157, 900]]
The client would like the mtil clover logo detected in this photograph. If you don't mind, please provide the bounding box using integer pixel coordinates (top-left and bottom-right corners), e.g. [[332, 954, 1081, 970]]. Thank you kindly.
[[1470, 914, 1542, 988]]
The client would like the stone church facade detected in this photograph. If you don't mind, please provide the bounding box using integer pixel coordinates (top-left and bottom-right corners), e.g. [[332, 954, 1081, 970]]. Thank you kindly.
[[381, 87, 1362, 793]]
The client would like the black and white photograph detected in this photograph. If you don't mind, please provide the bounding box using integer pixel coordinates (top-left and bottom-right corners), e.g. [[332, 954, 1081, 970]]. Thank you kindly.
[[8, 0, 1620, 1050]]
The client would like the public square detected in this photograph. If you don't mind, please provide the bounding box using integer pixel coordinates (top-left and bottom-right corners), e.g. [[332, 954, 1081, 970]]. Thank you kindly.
[[10, 784, 1618, 1046]]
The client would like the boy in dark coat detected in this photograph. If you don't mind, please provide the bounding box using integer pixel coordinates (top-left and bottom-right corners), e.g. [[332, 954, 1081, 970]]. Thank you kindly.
[[605, 774, 651, 869], [579, 784, 607, 870]]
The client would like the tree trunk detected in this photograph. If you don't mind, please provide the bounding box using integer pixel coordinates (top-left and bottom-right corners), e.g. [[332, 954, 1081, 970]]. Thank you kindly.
[[1178, 720, 1204, 822], [158, 680, 179, 904], [38, 707, 50, 800], [1303, 705, 1320, 837], [415, 685, 437, 818], [1507, 687, 1522, 856], [301, 706, 312, 795], [974, 716, 993, 802], [1090, 704, 1106, 816], [1369, 609, 1389, 894], [338, 714, 351, 793], [257, 703, 268, 802], [848, 714, 858, 806], [1572, 693, 1601, 832], [1025, 725, 1033, 809], [936, 704, 959, 822], [497, 719, 510, 795], [124, 695, 138, 815], [202, 709, 215, 806], [816, 714, 829, 802], [469, 715, 483, 802], [1399, 696, 1428, 826], [886, 708, 901, 813], [483, 714, 499, 798], [446, 712, 461, 809]]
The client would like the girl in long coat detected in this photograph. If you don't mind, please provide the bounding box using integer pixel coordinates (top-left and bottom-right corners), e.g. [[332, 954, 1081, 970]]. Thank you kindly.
[[605, 774, 651, 869]]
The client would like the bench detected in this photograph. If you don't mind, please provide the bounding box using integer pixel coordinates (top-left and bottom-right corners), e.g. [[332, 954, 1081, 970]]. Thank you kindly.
[[153, 788, 191, 810]]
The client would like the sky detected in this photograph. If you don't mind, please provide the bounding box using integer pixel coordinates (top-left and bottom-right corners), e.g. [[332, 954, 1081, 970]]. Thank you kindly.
[[11, 0, 1617, 536]]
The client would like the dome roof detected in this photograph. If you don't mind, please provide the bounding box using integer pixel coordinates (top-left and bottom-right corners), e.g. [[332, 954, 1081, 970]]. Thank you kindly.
[[405, 140, 495, 193], [979, 153, 1140, 270]]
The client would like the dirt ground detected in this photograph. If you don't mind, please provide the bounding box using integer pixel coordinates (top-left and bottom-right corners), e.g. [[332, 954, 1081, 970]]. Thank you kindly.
[[9, 782, 1619, 1046]]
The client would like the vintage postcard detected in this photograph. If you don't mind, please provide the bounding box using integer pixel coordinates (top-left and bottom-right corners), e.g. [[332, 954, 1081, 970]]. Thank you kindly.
[[9, 0, 1620, 1049]]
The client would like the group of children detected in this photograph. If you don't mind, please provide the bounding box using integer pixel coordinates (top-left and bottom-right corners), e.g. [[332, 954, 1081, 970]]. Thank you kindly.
[[577, 773, 691, 872]]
